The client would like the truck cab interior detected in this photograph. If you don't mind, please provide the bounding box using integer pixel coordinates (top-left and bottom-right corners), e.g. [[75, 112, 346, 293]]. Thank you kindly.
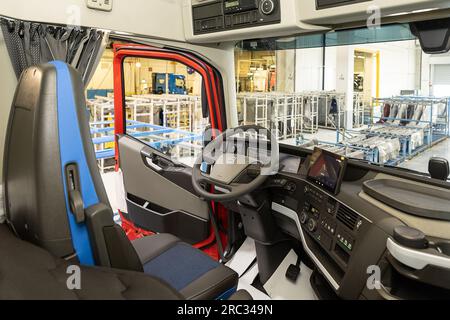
[[0, 0, 450, 300]]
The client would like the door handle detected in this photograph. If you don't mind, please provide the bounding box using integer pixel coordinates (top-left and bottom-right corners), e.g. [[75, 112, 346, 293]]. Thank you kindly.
[[145, 156, 163, 172]]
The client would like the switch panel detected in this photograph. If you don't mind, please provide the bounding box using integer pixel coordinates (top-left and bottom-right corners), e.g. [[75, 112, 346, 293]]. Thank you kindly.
[[86, 0, 113, 12]]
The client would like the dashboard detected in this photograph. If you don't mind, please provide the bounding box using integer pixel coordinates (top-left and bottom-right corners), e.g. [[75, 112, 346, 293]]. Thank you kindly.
[[263, 145, 450, 299]]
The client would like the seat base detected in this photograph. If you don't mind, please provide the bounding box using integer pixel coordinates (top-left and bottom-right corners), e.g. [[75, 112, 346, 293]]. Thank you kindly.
[[0, 224, 183, 300], [132, 234, 238, 300]]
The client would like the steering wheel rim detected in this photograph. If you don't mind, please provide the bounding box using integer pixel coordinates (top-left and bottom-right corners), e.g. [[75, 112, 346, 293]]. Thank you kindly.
[[191, 125, 279, 201]]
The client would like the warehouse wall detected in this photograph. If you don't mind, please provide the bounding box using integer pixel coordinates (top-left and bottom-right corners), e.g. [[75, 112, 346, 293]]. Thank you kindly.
[[295, 47, 323, 91], [276, 50, 295, 92], [299, 40, 419, 97], [363, 40, 418, 97], [324, 47, 337, 91]]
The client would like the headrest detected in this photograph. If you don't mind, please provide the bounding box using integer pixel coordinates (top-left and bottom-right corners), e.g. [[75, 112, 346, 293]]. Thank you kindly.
[[3, 62, 109, 263]]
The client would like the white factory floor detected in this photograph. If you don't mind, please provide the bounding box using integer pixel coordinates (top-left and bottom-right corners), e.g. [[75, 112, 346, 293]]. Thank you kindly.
[[398, 138, 450, 173]]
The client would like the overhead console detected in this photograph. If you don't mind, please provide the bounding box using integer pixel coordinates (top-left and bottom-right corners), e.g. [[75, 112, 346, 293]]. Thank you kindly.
[[184, 0, 332, 43], [300, 0, 450, 27], [316, 0, 371, 10], [192, 0, 281, 35]]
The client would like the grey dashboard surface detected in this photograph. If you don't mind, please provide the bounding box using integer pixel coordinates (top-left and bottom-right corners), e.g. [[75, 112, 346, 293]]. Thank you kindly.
[[279, 153, 301, 174], [363, 179, 450, 222]]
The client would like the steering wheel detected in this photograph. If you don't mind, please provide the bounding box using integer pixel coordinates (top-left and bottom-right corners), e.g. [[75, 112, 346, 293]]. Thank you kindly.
[[192, 125, 279, 201]]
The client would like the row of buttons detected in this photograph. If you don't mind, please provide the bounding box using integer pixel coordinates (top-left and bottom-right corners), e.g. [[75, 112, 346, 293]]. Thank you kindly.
[[304, 186, 324, 204], [225, 11, 258, 26], [337, 233, 354, 251], [321, 219, 336, 235], [272, 179, 297, 193]]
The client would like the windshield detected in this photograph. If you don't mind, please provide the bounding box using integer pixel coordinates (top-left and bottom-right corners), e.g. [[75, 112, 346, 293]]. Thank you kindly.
[[234, 24, 450, 175]]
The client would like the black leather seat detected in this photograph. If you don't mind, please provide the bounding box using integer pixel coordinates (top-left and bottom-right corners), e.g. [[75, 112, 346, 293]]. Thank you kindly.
[[0, 224, 183, 300], [2, 62, 238, 299]]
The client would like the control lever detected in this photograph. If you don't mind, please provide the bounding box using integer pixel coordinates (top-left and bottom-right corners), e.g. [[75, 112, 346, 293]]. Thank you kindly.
[[65, 164, 85, 223], [145, 155, 163, 172], [286, 254, 301, 283], [394, 226, 428, 249]]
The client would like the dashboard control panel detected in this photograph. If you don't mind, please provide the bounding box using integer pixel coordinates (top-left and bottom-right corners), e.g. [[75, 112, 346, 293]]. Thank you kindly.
[[300, 182, 364, 267], [192, 0, 281, 35]]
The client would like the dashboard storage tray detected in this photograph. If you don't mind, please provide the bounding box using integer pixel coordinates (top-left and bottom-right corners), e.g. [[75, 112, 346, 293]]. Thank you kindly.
[[362, 179, 450, 221]]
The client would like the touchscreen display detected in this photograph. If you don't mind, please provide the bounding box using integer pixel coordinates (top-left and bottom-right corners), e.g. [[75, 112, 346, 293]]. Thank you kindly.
[[307, 148, 347, 194]]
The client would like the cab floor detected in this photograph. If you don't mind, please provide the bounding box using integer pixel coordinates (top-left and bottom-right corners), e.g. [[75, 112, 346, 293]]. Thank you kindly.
[[226, 238, 318, 300]]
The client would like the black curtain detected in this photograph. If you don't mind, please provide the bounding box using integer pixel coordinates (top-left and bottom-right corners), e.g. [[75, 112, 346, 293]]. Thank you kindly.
[[0, 17, 109, 86]]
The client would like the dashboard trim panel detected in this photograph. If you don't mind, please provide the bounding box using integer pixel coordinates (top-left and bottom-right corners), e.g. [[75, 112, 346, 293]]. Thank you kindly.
[[272, 201, 340, 290], [387, 238, 450, 270], [299, 176, 373, 224]]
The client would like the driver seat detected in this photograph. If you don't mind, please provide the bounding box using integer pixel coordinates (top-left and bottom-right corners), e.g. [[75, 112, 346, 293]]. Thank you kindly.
[[2, 61, 238, 300]]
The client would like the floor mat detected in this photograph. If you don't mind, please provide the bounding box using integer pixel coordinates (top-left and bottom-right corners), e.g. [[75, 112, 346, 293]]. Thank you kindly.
[[263, 249, 317, 300], [226, 237, 256, 276], [238, 263, 271, 300]]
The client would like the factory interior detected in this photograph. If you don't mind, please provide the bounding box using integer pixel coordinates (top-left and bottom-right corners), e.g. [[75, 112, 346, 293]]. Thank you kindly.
[[87, 32, 450, 174], [0, 0, 450, 303]]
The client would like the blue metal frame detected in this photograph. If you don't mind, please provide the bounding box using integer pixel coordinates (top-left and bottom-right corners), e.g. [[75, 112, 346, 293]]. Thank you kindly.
[[90, 120, 202, 160]]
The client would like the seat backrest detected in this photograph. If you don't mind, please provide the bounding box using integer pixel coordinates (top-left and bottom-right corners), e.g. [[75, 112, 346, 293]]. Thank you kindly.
[[3, 62, 142, 271]]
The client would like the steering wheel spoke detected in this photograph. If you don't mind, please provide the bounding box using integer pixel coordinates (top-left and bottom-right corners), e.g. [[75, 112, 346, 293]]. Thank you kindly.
[[191, 125, 279, 201]]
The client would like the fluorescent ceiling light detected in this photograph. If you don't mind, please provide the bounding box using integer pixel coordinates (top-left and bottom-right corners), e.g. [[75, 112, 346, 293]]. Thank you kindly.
[[387, 7, 438, 17], [412, 8, 438, 14], [276, 37, 295, 43]]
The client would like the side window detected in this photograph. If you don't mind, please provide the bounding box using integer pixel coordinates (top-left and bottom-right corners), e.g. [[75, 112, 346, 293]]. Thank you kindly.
[[122, 57, 209, 166]]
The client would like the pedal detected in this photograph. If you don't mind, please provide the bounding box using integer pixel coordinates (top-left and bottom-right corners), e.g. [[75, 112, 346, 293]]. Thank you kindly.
[[285, 263, 301, 283]]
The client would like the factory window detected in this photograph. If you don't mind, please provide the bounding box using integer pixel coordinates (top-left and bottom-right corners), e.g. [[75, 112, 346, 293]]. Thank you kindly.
[[235, 23, 450, 174], [121, 57, 208, 166]]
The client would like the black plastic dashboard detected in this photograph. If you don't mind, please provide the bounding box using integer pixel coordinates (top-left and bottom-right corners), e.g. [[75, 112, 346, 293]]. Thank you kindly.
[[266, 145, 450, 299], [270, 170, 386, 299]]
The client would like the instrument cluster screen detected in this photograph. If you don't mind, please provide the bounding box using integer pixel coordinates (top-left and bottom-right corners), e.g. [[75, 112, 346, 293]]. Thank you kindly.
[[307, 147, 347, 195]]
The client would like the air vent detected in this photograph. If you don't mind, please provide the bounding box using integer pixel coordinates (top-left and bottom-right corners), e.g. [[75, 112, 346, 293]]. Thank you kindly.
[[336, 205, 359, 230]]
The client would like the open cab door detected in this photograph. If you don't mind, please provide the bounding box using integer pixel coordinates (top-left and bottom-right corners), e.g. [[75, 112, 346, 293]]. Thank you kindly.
[[112, 44, 227, 250]]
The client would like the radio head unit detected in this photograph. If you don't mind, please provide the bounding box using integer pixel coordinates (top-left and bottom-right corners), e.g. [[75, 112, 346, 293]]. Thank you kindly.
[[192, 0, 280, 35]]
